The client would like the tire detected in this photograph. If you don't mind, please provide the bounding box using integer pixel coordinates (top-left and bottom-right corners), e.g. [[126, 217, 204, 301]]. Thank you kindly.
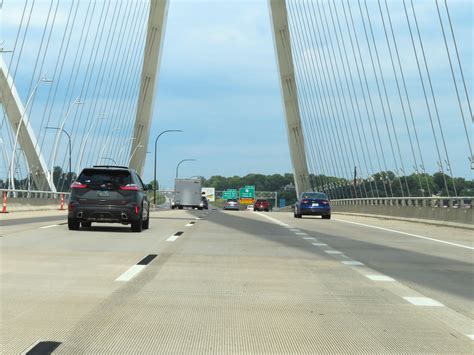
[[294, 210, 302, 219], [68, 218, 80, 230], [178, 206, 183, 210], [81, 221, 92, 228], [265, 209, 269, 212], [131, 219, 143, 232], [322, 214, 331, 220], [142, 215, 149, 230]]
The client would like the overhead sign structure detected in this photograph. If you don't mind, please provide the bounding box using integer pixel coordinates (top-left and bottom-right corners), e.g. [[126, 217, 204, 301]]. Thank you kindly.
[[201, 187, 215, 202], [239, 185, 255, 204], [222, 189, 238, 200]]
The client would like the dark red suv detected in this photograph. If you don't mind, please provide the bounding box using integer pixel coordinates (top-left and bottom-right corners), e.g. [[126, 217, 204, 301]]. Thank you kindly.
[[254, 199, 270, 212]]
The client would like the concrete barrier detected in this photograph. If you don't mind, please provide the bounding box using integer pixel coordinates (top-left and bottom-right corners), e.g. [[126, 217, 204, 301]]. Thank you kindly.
[[331, 197, 473, 228], [0, 189, 70, 213]]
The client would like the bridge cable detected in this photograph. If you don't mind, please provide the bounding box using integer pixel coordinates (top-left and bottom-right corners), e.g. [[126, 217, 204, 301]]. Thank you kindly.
[[98, 1, 146, 165], [435, 0, 473, 166], [290, 0, 354, 198], [347, 0, 406, 197], [314, 0, 378, 198], [287, 0, 332, 196], [353, 0, 412, 197], [401, 0, 449, 196], [376, 0, 425, 196], [294, 0, 362, 198]]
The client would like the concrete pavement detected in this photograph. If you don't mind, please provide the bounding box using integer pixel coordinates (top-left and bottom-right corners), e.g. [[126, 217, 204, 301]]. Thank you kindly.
[[1, 209, 472, 353]]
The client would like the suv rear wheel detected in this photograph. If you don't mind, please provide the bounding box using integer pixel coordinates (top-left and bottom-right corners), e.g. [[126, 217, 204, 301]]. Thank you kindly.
[[68, 218, 80, 230], [131, 219, 143, 232], [142, 212, 149, 230]]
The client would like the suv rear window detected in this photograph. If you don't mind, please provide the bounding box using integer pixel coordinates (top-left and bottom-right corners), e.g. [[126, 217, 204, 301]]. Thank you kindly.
[[78, 169, 132, 189]]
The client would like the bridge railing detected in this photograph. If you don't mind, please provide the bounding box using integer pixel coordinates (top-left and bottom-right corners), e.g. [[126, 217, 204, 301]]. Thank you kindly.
[[331, 197, 472, 209], [1, 189, 70, 200], [331, 197, 473, 226]]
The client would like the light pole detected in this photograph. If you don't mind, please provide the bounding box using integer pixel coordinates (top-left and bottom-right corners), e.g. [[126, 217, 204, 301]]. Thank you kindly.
[[98, 127, 120, 164], [45, 127, 71, 191], [50, 97, 84, 179], [128, 144, 144, 166], [176, 159, 196, 179], [101, 157, 117, 164], [9, 75, 52, 190], [76, 114, 106, 173], [153, 129, 183, 204]]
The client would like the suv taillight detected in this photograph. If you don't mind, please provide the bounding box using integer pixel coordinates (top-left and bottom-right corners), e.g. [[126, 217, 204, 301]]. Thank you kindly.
[[120, 184, 139, 191], [71, 181, 87, 189]]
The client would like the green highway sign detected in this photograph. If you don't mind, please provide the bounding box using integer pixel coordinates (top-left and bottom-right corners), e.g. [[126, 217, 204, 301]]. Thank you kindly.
[[222, 189, 238, 200], [239, 186, 255, 199]]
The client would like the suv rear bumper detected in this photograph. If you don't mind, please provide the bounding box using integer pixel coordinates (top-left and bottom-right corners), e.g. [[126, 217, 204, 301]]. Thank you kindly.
[[68, 205, 141, 223]]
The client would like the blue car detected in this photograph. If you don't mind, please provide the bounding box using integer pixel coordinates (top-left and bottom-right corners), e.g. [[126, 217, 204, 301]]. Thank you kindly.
[[294, 192, 331, 219]]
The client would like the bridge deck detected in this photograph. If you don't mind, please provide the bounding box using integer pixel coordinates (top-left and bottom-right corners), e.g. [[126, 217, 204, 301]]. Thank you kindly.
[[1, 209, 472, 353]]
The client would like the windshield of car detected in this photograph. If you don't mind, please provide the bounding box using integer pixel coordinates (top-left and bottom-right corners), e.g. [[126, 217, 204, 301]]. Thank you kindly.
[[78, 169, 132, 189], [301, 192, 328, 199], [227, 199, 238, 202]]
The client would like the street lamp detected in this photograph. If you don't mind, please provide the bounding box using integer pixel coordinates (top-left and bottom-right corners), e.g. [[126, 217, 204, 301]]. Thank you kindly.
[[176, 159, 196, 179], [50, 97, 84, 177], [76, 114, 106, 173], [9, 74, 52, 190], [101, 157, 117, 164], [153, 129, 183, 204], [128, 144, 144, 166], [45, 126, 71, 191]]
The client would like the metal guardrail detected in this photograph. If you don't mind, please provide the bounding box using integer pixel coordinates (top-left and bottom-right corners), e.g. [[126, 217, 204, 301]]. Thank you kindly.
[[1, 189, 70, 199], [331, 197, 473, 209]]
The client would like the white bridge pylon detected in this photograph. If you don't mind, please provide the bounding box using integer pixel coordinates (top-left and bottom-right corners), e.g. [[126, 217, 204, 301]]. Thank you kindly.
[[0, 57, 56, 192], [129, 0, 311, 197]]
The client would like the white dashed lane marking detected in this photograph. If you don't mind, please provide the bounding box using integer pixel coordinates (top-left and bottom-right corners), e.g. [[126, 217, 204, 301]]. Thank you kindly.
[[342, 261, 364, 266], [403, 297, 444, 307], [324, 250, 343, 254], [295, 232, 308, 236], [466, 334, 474, 341], [365, 275, 395, 282], [303, 237, 316, 240], [312, 243, 328, 246], [115, 254, 157, 282], [167, 231, 183, 242]]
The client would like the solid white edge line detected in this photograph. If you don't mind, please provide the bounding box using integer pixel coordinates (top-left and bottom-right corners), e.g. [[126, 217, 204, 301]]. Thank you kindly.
[[115, 265, 147, 282], [40, 224, 60, 229], [333, 218, 473, 250], [403, 296, 444, 307], [167, 235, 180, 242]]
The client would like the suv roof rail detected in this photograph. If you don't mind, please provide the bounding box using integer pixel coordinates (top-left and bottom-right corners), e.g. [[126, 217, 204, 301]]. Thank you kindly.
[[91, 165, 130, 169]]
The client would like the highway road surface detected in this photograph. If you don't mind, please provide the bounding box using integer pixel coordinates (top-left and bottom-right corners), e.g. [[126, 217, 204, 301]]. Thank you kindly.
[[1, 208, 473, 354]]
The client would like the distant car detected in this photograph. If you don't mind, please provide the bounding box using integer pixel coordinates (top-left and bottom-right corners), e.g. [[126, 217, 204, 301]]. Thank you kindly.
[[246, 204, 254, 211], [254, 199, 270, 212], [223, 198, 239, 211], [199, 196, 209, 210], [68, 165, 150, 232], [294, 192, 331, 219]]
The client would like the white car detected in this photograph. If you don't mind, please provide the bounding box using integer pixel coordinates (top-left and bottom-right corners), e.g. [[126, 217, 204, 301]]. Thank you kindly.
[[246, 205, 254, 211]]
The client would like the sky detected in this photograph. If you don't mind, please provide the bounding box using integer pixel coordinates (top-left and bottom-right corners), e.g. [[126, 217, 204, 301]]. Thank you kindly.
[[1, 0, 472, 190]]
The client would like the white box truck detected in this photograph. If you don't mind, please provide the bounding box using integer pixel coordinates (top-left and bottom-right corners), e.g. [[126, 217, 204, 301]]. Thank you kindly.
[[172, 178, 202, 210]]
